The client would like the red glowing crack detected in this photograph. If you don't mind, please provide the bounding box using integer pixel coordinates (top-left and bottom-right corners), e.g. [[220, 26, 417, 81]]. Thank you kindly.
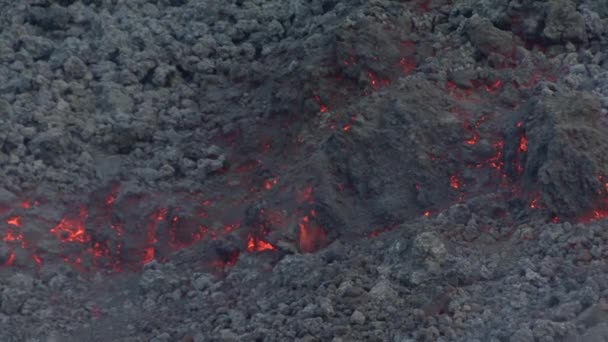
[[50, 208, 90, 243]]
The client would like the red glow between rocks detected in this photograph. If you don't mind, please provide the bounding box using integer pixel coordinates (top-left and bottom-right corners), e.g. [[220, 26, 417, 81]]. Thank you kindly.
[[7, 216, 21, 227], [246, 234, 276, 252], [367, 71, 390, 89], [21, 201, 31, 209], [465, 133, 479, 145], [450, 175, 460, 189], [519, 135, 528, 153], [578, 206, 608, 223], [423, 211, 431, 217], [263, 177, 278, 190], [529, 198, 539, 209], [314, 95, 328, 113], [298, 215, 326, 253], [50, 208, 90, 243], [142, 247, 154, 265]]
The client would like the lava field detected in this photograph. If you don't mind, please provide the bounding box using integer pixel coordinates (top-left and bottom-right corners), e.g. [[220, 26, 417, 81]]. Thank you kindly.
[[2, 0, 608, 341]]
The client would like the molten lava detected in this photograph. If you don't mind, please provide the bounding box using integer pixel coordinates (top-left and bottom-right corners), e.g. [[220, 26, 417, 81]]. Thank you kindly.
[[465, 133, 479, 145], [6, 216, 21, 227], [50, 208, 90, 243], [298, 215, 326, 253], [246, 234, 276, 252]]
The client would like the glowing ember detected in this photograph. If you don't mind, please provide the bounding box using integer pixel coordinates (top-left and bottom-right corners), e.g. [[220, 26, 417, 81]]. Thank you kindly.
[[3, 230, 19, 242], [529, 198, 539, 209], [519, 135, 528, 153], [50, 208, 89, 243], [6, 216, 21, 227], [106, 194, 116, 206], [342, 123, 352, 132], [263, 177, 278, 190], [367, 71, 390, 89], [314, 95, 329, 113], [465, 133, 479, 145], [423, 211, 431, 217], [21, 201, 31, 209], [450, 175, 460, 189]]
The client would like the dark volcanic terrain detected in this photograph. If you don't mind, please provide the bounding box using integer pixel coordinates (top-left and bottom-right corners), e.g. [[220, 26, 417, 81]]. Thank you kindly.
[[2, 0, 608, 341]]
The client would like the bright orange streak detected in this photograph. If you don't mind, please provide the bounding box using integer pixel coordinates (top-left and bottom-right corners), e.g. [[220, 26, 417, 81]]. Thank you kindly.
[[7, 216, 20, 227]]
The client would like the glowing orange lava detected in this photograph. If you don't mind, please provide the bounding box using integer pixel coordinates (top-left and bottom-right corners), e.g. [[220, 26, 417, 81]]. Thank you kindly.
[[6, 216, 21, 227], [298, 215, 326, 253], [465, 133, 479, 145], [142, 247, 154, 264], [50, 208, 90, 243], [246, 234, 276, 252]]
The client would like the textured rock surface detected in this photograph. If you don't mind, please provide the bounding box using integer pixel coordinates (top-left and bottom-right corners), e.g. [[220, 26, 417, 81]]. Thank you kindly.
[[1, 0, 608, 341]]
